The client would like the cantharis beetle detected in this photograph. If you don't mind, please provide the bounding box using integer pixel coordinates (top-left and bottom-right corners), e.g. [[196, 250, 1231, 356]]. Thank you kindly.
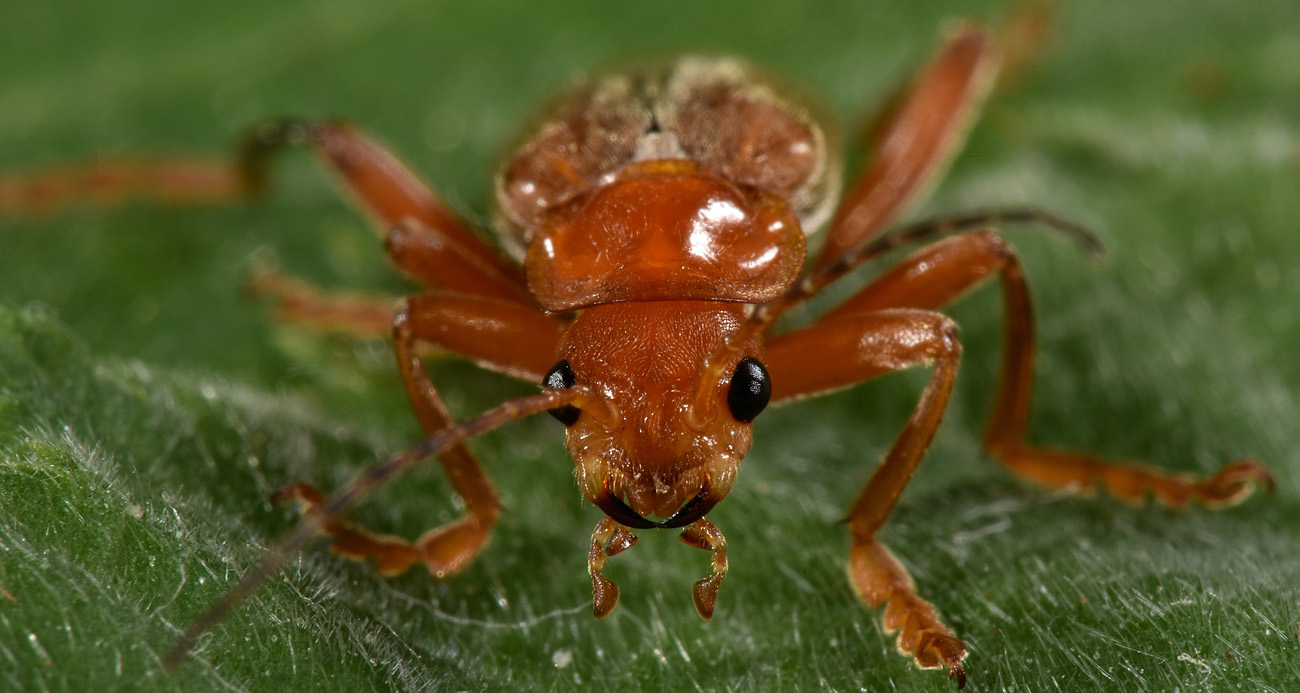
[[3, 21, 1273, 689]]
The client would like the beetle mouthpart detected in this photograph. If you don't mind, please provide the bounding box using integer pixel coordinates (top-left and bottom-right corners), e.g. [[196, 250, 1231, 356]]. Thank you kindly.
[[593, 488, 656, 529], [660, 488, 717, 528], [593, 487, 717, 530]]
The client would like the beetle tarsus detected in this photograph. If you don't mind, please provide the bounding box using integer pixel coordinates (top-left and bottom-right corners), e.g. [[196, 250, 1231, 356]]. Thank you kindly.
[[848, 539, 969, 685]]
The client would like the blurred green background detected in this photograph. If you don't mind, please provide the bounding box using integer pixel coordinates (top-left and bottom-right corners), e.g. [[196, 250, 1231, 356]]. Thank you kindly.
[[1, 0, 1297, 690]]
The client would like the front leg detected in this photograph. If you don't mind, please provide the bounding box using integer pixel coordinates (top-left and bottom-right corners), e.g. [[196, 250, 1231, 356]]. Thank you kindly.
[[766, 309, 967, 686], [390, 293, 566, 576], [282, 292, 566, 577]]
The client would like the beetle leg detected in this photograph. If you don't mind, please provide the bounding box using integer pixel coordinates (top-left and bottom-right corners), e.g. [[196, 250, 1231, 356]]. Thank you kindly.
[[851, 539, 967, 688], [249, 122, 553, 336], [288, 121, 534, 306], [395, 292, 567, 382], [388, 293, 564, 576], [254, 120, 532, 305], [814, 229, 1274, 507], [992, 0, 1061, 94], [974, 244, 1274, 506], [243, 268, 398, 339], [815, 228, 1021, 323], [0, 119, 298, 216], [303, 123, 533, 305], [2, 120, 534, 306], [814, 26, 998, 271], [274, 482, 425, 575], [588, 516, 638, 619], [167, 389, 584, 669], [242, 224, 548, 344], [277, 292, 565, 577], [767, 309, 966, 684], [678, 518, 728, 620], [0, 157, 247, 217]]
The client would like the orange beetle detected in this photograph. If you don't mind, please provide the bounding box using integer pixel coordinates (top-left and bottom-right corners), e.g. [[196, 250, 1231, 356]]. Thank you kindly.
[[6, 23, 1273, 688]]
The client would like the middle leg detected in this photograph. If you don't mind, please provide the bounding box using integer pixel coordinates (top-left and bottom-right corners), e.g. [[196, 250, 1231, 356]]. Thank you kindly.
[[816, 229, 1272, 507]]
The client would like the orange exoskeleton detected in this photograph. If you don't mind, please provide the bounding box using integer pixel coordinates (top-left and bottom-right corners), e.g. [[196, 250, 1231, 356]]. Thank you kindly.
[[3, 22, 1273, 689]]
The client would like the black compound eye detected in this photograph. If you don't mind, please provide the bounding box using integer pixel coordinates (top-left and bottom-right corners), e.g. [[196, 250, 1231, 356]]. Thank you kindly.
[[543, 359, 581, 426], [727, 357, 771, 423]]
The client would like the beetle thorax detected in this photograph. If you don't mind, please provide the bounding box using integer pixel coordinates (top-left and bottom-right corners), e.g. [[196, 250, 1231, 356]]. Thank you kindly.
[[559, 301, 762, 520], [524, 160, 807, 312]]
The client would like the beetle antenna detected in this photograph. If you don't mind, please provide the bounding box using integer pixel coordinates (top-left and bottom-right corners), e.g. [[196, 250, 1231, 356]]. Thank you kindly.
[[811, 206, 1102, 309], [162, 387, 586, 672], [691, 206, 1100, 414]]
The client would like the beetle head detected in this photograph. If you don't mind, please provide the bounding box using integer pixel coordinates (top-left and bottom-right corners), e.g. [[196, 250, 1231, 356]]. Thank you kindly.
[[548, 301, 769, 528]]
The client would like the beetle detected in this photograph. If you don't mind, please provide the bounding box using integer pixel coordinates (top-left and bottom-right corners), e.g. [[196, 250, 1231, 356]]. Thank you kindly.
[[3, 23, 1274, 688]]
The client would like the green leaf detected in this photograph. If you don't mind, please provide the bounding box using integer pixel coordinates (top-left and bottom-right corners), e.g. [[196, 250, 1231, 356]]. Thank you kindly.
[[2, 0, 1297, 690]]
